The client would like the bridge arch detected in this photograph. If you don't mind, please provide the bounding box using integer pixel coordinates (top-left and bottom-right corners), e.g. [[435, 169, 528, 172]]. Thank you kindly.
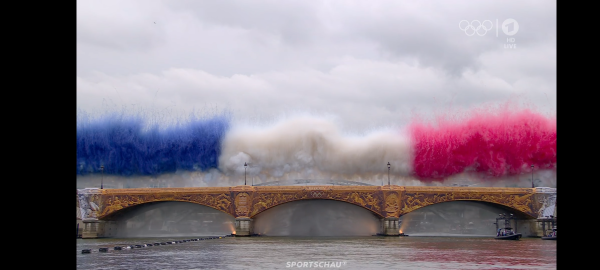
[[98, 194, 235, 220], [252, 199, 382, 236], [400, 198, 537, 219], [249, 197, 384, 219], [99, 200, 236, 221], [97, 201, 236, 237], [398, 187, 541, 218], [244, 187, 388, 218]]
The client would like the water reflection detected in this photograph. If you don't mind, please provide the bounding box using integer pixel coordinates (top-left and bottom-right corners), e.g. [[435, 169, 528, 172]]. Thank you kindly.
[[76, 236, 556, 270]]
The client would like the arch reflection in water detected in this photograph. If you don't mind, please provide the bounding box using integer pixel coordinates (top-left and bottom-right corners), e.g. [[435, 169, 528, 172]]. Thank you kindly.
[[253, 200, 380, 236], [112, 202, 235, 238]]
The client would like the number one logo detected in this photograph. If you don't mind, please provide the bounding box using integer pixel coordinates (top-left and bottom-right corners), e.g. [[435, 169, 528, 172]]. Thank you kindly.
[[502, 19, 519, 36]]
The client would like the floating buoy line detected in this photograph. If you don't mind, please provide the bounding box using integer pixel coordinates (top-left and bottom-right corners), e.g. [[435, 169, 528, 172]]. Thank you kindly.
[[80, 235, 233, 254]]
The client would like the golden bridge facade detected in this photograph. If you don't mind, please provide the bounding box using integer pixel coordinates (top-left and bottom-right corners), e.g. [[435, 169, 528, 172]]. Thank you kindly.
[[77, 185, 557, 238]]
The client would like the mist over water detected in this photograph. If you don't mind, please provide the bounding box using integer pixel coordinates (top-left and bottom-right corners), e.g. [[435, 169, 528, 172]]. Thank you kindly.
[[399, 201, 513, 236], [253, 200, 380, 236], [111, 202, 234, 238]]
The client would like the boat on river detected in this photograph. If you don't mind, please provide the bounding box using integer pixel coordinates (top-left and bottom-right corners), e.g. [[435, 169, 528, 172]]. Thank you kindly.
[[495, 227, 522, 240], [542, 227, 556, 240]]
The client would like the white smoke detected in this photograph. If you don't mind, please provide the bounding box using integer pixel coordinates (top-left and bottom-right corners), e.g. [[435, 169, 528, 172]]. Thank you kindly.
[[218, 115, 414, 183]]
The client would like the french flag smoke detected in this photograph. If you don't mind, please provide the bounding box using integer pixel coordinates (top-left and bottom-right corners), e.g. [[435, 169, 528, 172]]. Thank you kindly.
[[76, 106, 556, 186], [409, 108, 556, 180]]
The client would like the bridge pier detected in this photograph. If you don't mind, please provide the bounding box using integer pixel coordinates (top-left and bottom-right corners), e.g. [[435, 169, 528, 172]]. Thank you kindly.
[[380, 217, 400, 236], [81, 220, 118, 239], [234, 218, 253, 236]]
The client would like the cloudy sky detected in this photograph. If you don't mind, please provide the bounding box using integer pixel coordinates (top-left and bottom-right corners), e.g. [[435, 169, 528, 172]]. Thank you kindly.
[[76, 0, 556, 133]]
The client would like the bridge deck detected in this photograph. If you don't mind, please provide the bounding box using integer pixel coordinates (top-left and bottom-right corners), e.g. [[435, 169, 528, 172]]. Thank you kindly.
[[87, 185, 538, 194]]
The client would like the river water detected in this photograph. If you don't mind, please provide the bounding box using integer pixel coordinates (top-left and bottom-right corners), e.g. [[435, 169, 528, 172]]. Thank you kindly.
[[76, 235, 556, 269]]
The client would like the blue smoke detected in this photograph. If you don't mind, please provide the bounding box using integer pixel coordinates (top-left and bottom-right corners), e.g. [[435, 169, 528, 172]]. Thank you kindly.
[[76, 112, 230, 176]]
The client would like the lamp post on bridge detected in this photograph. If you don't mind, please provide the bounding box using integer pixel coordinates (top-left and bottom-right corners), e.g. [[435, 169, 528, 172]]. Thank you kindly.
[[100, 165, 104, 189], [387, 162, 391, 186], [244, 162, 247, 185], [531, 164, 534, 188]]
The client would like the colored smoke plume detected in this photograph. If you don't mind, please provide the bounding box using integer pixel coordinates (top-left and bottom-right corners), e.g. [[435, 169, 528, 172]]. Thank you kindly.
[[409, 107, 556, 180], [76, 111, 230, 176], [219, 115, 413, 182], [76, 105, 557, 186]]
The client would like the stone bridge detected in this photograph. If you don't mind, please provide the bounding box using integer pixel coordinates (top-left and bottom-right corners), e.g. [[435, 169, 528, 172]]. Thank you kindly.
[[77, 185, 557, 238]]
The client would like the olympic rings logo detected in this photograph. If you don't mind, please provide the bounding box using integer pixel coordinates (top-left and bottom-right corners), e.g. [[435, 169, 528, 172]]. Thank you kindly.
[[459, 20, 493, 36]]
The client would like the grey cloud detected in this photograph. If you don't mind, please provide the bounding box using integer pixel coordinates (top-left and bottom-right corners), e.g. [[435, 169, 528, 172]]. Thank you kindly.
[[162, 0, 322, 46], [76, 0, 166, 52], [77, 0, 556, 77], [77, 0, 556, 134], [333, 0, 556, 76]]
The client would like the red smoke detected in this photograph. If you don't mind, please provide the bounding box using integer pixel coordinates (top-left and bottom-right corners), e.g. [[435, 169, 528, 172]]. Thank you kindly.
[[409, 108, 556, 180]]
